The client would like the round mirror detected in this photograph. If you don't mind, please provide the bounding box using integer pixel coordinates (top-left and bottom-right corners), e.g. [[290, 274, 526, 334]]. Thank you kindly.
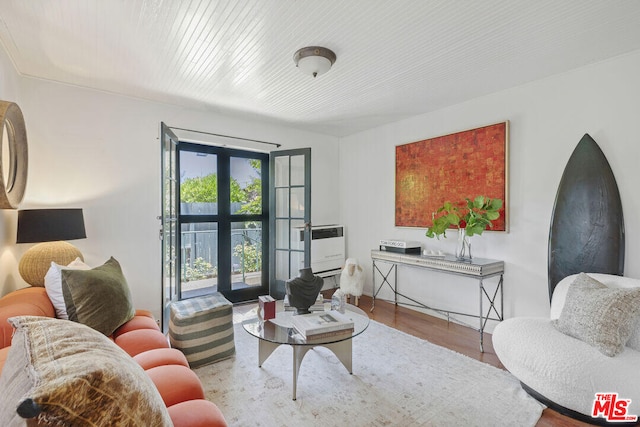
[[0, 101, 28, 209], [2, 120, 16, 193]]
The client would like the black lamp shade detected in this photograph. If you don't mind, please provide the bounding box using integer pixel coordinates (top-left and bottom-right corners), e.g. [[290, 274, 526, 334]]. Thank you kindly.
[[17, 209, 86, 244]]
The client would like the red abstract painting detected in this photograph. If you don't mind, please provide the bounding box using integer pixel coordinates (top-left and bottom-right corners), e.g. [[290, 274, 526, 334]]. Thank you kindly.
[[395, 122, 508, 230]]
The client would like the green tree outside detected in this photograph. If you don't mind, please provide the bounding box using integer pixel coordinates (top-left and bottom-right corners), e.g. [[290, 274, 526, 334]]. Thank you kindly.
[[180, 174, 218, 203], [180, 159, 262, 214], [181, 159, 263, 279]]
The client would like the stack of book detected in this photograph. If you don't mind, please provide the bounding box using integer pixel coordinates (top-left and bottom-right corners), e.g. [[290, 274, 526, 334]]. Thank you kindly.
[[283, 293, 326, 312], [291, 310, 355, 342]]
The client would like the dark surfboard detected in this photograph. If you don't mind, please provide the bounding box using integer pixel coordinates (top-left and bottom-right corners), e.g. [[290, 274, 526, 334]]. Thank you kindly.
[[548, 134, 624, 301]]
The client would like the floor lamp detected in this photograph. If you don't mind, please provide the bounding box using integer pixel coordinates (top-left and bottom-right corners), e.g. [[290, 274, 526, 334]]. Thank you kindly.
[[16, 208, 87, 287]]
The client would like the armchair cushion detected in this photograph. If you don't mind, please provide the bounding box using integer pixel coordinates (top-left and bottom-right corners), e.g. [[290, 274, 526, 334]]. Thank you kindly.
[[552, 273, 640, 357], [493, 316, 640, 417]]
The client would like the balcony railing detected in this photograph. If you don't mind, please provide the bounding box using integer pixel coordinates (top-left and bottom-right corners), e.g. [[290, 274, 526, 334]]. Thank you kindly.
[[181, 228, 262, 284]]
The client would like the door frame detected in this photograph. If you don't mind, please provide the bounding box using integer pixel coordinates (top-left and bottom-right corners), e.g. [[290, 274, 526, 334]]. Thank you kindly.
[[160, 122, 179, 333]]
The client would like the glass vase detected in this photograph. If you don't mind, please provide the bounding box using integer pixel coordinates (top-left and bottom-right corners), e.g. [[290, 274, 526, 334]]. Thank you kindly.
[[456, 228, 472, 260]]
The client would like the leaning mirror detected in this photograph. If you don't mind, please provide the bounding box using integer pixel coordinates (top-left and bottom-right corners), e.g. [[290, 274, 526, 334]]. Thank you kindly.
[[0, 101, 28, 209]]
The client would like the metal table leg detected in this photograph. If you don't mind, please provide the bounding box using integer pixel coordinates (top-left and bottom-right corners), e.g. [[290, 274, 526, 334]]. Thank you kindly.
[[479, 278, 484, 353], [292, 346, 314, 400], [291, 339, 353, 400], [258, 339, 281, 367], [323, 339, 353, 374], [371, 260, 396, 312]]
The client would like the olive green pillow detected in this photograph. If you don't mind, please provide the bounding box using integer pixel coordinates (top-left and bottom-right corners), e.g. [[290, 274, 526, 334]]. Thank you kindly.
[[61, 257, 135, 336]]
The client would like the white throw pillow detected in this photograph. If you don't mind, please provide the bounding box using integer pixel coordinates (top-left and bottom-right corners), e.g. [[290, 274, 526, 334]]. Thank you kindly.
[[552, 273, 640, 351], [44, 258, 90, 319]]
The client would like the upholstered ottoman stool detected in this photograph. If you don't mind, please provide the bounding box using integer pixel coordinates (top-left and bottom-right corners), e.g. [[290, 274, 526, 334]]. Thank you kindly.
[[169, 293, 235, 368]]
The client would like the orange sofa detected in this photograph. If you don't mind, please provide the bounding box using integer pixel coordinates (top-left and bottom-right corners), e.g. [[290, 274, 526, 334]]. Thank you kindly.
[[0, 287, 227, 427]]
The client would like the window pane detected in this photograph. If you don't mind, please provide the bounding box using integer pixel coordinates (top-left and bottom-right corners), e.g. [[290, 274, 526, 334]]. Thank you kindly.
[[290, 155, 305, 186], [180, 151, 217, 215], [231, 222, 262, 290], [291, 220, 304, 251], [276, 188, 289, 217], [276, 249, 288, 281], [276, 219, 289, 250], [230, 157, 262, 215], [275, 156, 289, 187], [290, 251, 304, 278], [181, 222, 217, 297], [290, 187, 305, 218]]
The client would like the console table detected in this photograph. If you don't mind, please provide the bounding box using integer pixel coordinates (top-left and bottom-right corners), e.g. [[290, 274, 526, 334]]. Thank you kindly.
[[370, 249, 504, 352]]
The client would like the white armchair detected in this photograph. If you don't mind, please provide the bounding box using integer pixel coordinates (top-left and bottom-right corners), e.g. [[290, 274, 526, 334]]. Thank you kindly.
[[493, 273, 640, 423]]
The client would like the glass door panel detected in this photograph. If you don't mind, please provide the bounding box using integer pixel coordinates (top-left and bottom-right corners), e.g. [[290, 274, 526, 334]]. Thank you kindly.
[[275, 188, 289, 217], [275, 251, 288, 282], [290, 219, 305, 250], [230, 157, 262, 215], [290, 155, 305, 185], [179, 151, 217, 215], [290, 250, 304, 278], [180, 222, 218, 298], [290, 187, 305, 218], [274, 156, 289, 186], [275, 219, 289, 249], [230, 221, 263, 290]]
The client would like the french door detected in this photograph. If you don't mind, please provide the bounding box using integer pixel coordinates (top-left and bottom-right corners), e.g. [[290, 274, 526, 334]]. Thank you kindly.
[[160, 123, 178, 333], [269, 148, 311, 299], [161, 126, 311, 325], [177, 142, 270, 303]]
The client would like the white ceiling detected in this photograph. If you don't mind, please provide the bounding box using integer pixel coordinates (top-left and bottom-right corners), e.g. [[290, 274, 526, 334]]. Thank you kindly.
[[1, 1, 640, 137]]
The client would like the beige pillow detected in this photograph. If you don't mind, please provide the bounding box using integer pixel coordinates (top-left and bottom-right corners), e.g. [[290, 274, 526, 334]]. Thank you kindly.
[[553, 273, 640, 357], [61, 257, 135, 336], [0, 316, 171, 426]]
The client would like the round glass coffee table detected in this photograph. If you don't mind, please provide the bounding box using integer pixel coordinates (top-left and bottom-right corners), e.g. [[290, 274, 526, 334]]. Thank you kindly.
[[242, 300, 370, 400]]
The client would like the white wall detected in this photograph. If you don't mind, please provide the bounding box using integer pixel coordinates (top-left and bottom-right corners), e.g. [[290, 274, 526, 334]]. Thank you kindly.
[[0, 47, 341, 318], [339, 50, 640, 329], [0, 44, 23, 292]]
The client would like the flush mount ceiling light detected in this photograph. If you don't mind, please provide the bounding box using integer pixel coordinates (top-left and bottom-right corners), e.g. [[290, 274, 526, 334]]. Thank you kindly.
[[293, 46, 336, 78]]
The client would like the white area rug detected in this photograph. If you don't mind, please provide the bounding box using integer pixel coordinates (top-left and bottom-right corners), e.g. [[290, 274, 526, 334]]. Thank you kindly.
[[194, 319, 544, 427]]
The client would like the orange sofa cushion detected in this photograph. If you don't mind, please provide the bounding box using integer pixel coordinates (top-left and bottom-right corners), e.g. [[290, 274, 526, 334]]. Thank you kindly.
[[115, 328, 170, 357], [168, 399, 228, 427], [146, 365, 205, 407], [113, 313, 159, 338], [0, 288, 54, 349], [134, 348, 189, 370]]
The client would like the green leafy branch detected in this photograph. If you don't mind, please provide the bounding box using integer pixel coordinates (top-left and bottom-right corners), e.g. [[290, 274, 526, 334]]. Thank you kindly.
[[425, 196, 503, 239]]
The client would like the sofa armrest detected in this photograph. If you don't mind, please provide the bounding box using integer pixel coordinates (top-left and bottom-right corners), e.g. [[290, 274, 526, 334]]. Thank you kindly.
[[0, 288, 55, 348]]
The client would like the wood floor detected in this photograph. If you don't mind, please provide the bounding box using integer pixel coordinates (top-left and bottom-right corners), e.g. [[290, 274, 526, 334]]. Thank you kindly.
[[324, 292, 591, 427]]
